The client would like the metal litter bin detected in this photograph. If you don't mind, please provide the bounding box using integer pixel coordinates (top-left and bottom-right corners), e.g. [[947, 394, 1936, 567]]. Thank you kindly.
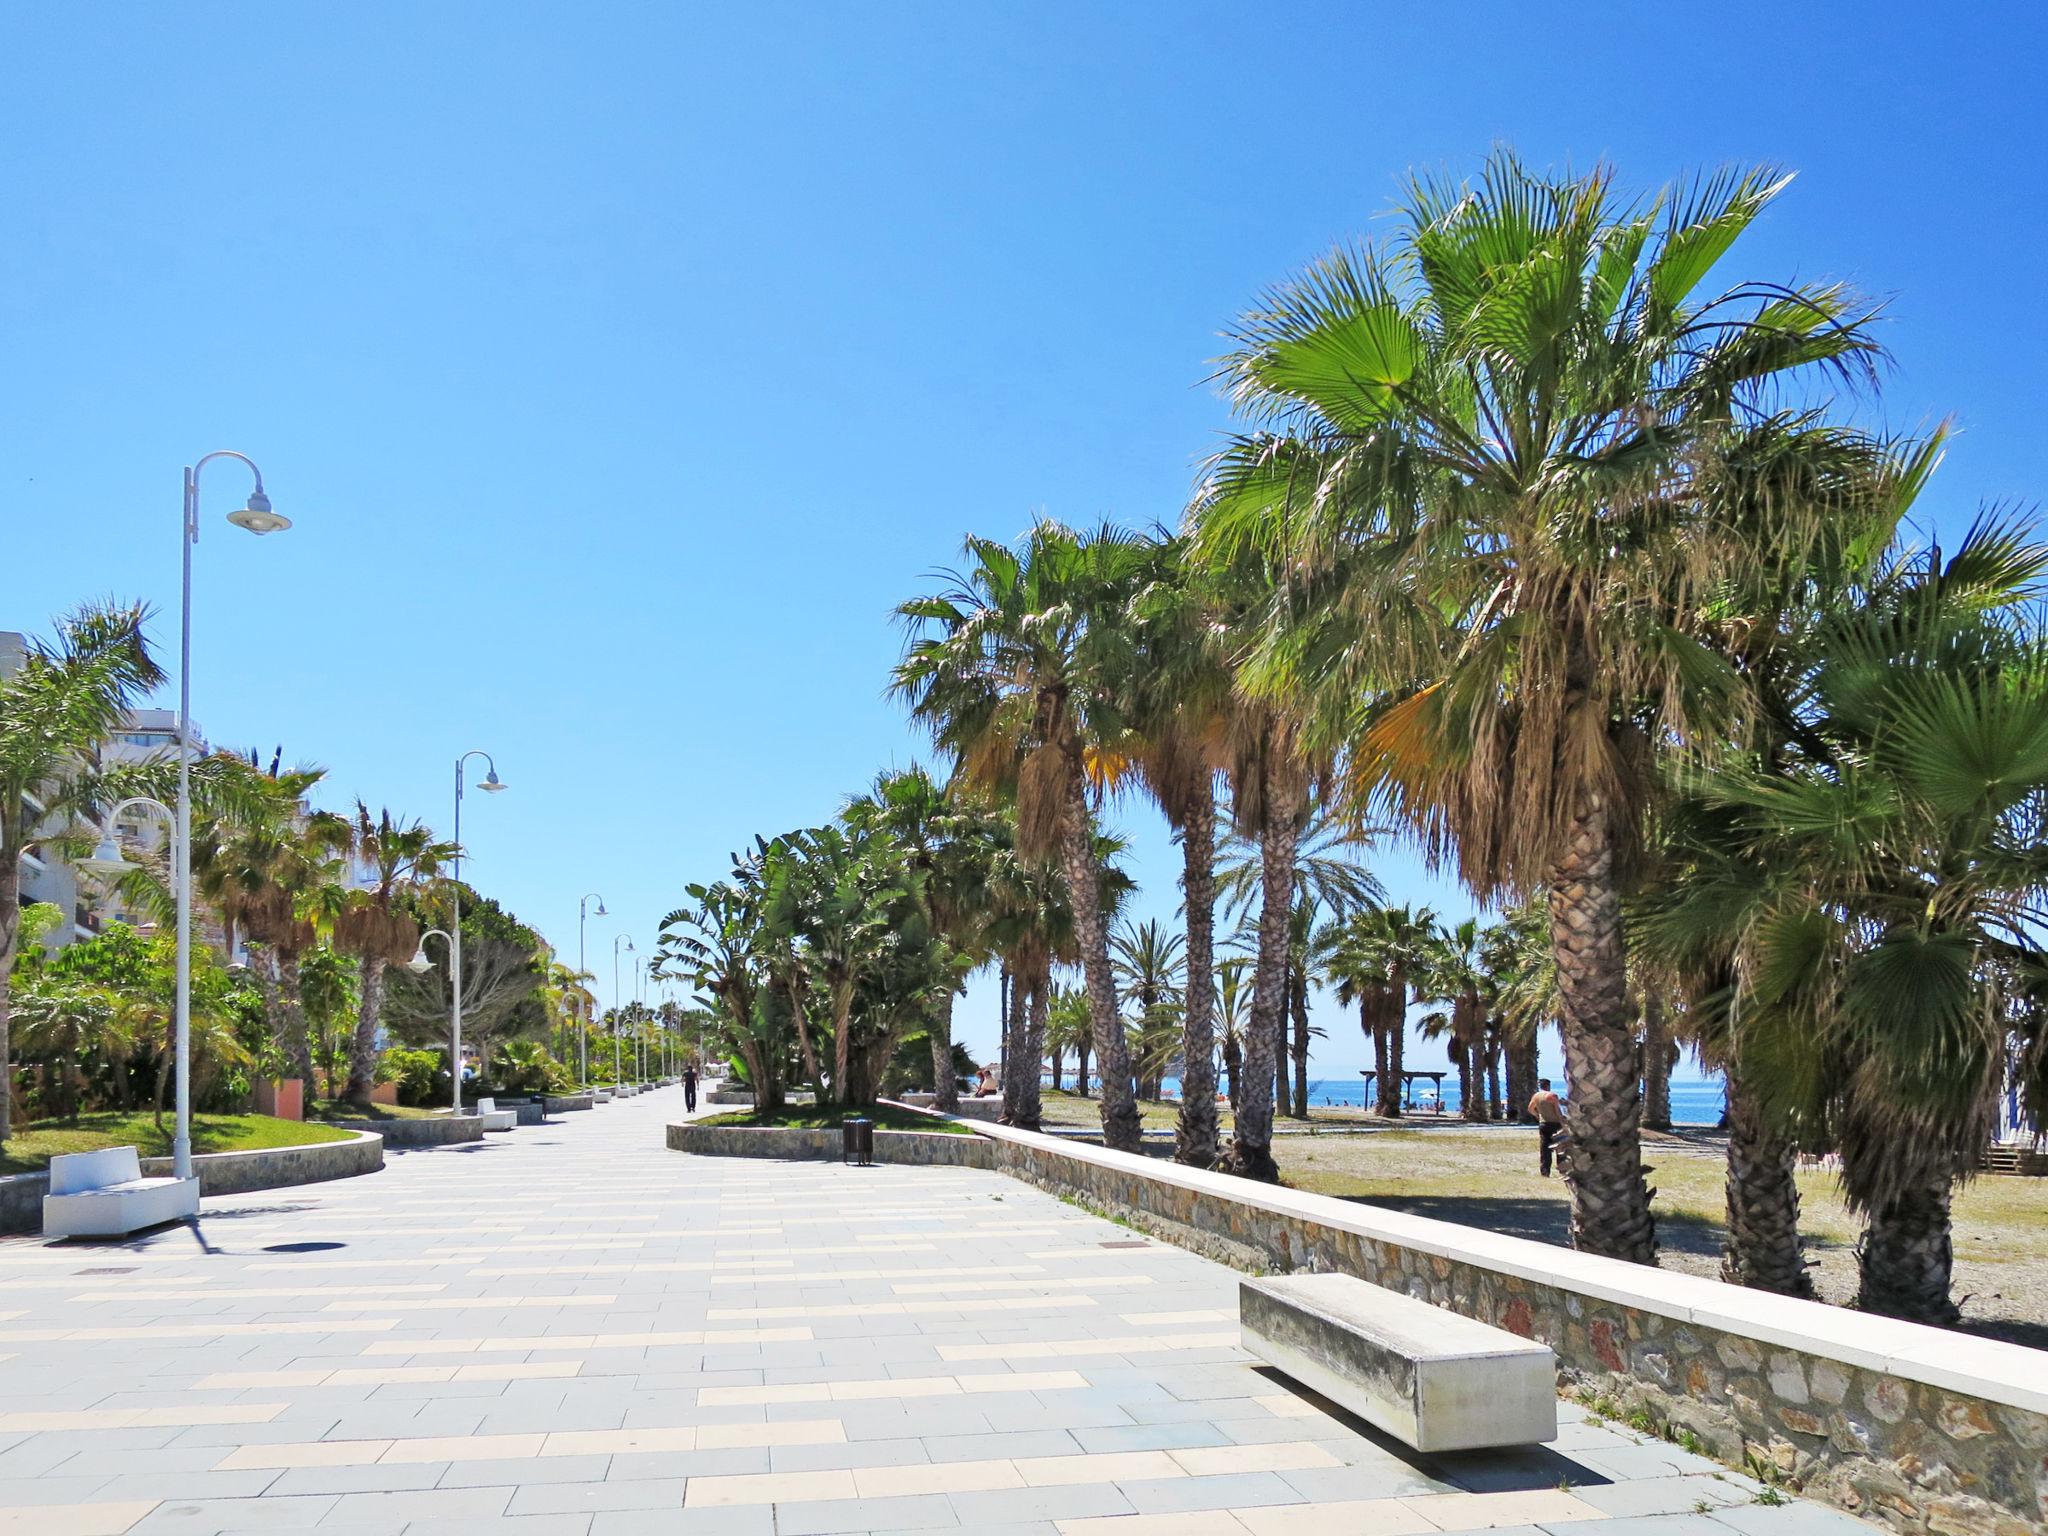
[[842, 1116, 874, 1167]]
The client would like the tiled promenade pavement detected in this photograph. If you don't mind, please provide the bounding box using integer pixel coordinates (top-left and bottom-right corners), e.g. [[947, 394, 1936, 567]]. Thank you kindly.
[[0, 1090, 1880, 1536]]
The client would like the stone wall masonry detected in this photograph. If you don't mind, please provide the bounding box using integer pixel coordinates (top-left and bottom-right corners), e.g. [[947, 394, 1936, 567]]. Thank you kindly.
[[545, 1093, 595, 1113], [0, 1130, 384, 1233], [325, 1114, 484, 1147], [667, 1120, 996, 1169], [139, 1130, 383, 1196], [961, 1117, 2048, 1536]]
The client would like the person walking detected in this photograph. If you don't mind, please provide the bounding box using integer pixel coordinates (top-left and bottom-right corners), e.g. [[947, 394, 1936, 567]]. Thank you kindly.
[[682, 1063, 699, 1112], [1528, 1078, 1565, 1177]]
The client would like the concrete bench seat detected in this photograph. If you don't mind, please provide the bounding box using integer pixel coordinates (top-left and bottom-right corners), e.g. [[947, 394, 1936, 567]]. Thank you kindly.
[[1240, 1272, 1556, 1452], [472, 1097, 519, 1132], [42, 1146, 199, 1238]]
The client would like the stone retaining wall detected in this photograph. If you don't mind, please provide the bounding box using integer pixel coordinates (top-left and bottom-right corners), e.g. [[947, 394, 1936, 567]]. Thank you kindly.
[[545, 1093, 595, 1113], [667, 1121, 995, 1168], [139, 1130, 383, 1195], [0, 1130, 385, 1233], [325, 1114, 483, 1147], [962, 1118, 2048, 1536]]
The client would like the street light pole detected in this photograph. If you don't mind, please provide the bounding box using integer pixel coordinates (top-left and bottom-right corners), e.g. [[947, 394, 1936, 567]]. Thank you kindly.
[[406, 931, 455, 1093], [450, 750, 506, 1113], [577, 892, 606, 1089], [175, 452, 289, 1179], [612, 934, 633, 1084]]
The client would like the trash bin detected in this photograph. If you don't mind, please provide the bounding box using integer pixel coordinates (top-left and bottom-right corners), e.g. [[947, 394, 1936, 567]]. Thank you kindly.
[[842, 1116, 874, 1167]]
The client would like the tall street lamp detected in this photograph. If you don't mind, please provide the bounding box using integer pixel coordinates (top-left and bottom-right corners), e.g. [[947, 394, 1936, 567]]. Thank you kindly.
[[577, 892, 606, 1088], [171, 452, 289, 1178], [612, 933, 633, 1084], [449, 750, 506, 1112]]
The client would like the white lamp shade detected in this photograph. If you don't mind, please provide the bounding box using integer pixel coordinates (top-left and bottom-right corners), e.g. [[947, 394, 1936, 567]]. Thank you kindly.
[[406, 947, 434, 974], [226, 490, 291, 536], [79, 837, 130, 877], [480, 769, 507, 793]]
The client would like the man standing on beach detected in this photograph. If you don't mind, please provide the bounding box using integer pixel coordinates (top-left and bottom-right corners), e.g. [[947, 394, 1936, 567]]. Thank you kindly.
[[1529, 1079, 1564, 1177], [682, 1063, 699, 1112]]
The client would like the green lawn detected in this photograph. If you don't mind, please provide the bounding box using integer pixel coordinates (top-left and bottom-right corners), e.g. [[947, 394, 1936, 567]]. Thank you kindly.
[[307, 1101, 448, 1123], [698, 1104, 976, 1135], [0, 1112, 359, 1175]]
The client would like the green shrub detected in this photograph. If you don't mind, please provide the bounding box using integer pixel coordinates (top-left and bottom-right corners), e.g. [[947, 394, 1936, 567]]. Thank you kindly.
[[382, 1048, 445, 1107]]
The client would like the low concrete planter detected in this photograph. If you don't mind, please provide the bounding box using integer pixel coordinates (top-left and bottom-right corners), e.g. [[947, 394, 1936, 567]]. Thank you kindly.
[[0, 1130, 384, 1233], [545, 1093, 595, 1113], [325, 1114, 484, 1147], [140, 1130, 383, 1196], [704, 1088, 754, 1106], [467, 1099, 544, 1126], [961, 1117, 2048, 1536], [667, 1121, 994, 1168], [0, 1171, 49, 1235]]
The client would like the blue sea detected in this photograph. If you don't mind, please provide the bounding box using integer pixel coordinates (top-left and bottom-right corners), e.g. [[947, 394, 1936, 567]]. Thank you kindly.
[[1150, 1074, 1727, 1125]]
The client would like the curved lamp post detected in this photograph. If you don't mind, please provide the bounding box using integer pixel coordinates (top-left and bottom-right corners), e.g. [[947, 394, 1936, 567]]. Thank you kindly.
[[163, 454, 289, 1179], [577, 891, 607, 1088], [447, 751, 506, 1112], [405, 929, 456, 1100]]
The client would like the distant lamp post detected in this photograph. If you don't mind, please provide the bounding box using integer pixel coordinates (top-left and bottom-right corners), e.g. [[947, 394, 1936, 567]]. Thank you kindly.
[[406, 928, 456, 1101], [165, 452, 289, 1180], [447, 751, 506, 1113], [577, 891, 607, 1088], [612, 933, 634, 1083]]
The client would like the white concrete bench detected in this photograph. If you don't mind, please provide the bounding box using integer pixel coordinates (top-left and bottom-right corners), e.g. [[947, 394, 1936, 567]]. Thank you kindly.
[[42, 1146, 199, 1238], [1240, 1273, 1556, 1452], [473, 1097, 519, 1132]]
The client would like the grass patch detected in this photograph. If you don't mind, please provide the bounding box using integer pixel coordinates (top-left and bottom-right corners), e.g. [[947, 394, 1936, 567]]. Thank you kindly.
[[0, 1112, 359, 1175], [697, 1104, 976, 1135], [308, 1101, 447, 1123]]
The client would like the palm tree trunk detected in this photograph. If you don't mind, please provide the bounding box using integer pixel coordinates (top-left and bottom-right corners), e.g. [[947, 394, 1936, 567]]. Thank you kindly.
[[1720, 1065, 1813, 1296], [1642, 992, 1673, 1132], [1076, 1036, 1091, 1097], [1855, 1150, 1961, 1325], [1367, 998, 1388, 1113], [276, 947, 315, 1091], [1174, 776, 1219, 1169], [0, 845, 18, 1145], [343, 953, 388, 1106], [1273, 978, 1291, 1123], [1289, 973, 1310, 1119], [1382, 984, 1406, 1118], [930, 986, 959, 1111], [1001, 961, 1029, 1122], [1011, 963, 1047, 1131], [1058, 766, 1140, 1153], [1220, 1029, 1239, 1113], [1226, 772, 1297, 1181], [1508, 1027, 1538, 1122], [1049, 1047, 1062, 1092], [1548, 791, 1657, 1264], [1486, 1031, 1503, 1120]]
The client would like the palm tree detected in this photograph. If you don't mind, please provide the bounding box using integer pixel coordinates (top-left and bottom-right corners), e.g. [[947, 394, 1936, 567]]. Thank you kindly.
[[1214, 956, 1252, 1114], [1317, 904, 1438, 1117], [1194, 155, 1884, 1260], [894, 523, 1151, 1151], [1112, 917, 1186, 1100], [1418, 918, 1492, 1123], [10, 980, 140, 1125], [1641, 517, 2048, 1320], [1045, 985, 1092, 1095], [847, 767, 1005, 1111], [0, 602, 165, 1143], [1124, 535, 1231, 1164], [336, 806, 452, 1106]]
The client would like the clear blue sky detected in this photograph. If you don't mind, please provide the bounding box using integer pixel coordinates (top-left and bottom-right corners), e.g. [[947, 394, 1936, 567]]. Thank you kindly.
[[5, 2, 2043, 1083]]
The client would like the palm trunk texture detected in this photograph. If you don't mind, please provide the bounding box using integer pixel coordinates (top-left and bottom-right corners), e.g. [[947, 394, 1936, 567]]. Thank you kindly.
[[0, 847, 20, 1144], [277, 948, 315, 1090], [1001, 964, 1028, 1124], [1720, 1067, 1813, 1296], [1855, 1157, 1961, 1325], [930, 987, 959, 1111], [1226, 774, 1297, 1182], [1548, 791, 1657, 1263], [1013, 965, 1047, 1131], [1060, 767, 1140, 1152], [1289, 976, 1310, 1119], [1173, 775, 1219, 1168], [343, 953, 387, 1105], [1642, 993, 1673, 1132]]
